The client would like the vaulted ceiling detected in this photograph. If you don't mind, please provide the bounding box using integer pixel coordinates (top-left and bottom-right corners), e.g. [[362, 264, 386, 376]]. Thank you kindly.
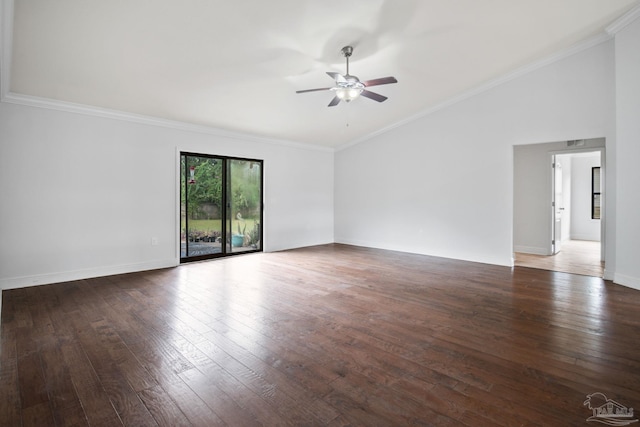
[[5, 0, 639, 147]]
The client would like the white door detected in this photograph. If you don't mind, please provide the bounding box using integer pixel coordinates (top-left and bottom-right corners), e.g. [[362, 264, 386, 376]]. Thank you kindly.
[[552, 157, 563, 254]]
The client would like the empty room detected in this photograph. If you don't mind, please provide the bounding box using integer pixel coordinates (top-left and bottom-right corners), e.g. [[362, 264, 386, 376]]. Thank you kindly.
[[1, 1, 640, 425]]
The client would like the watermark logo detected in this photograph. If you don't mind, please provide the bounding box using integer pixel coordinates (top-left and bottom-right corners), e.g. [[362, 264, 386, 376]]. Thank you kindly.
[[584, 392, 638, 425]]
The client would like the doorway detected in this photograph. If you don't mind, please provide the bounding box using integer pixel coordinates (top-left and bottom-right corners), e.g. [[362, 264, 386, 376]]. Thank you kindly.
[[513, 141, 604, 277], [180, 152, 263, 262]]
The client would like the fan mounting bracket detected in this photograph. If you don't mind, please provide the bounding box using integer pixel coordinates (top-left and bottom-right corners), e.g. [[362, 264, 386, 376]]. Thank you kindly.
[[341, 46, 353, 58]]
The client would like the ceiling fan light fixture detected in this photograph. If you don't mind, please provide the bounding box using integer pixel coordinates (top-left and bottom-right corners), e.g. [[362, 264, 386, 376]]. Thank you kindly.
[[332, 77, 365, 102], [334, 86, 363, 102], [296, 45, 397, 106]]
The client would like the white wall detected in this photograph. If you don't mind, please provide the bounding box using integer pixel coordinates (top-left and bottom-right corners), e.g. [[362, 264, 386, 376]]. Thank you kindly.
[[336, 40, 615, 268], [570, 154, 601, 241], [614, 16, 640, 289], [2, 17, 639, 297], [0, 102, 334, 289]]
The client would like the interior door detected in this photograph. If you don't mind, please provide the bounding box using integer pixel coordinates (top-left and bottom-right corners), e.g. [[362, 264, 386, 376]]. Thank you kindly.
[[552, 156, 563, 254]]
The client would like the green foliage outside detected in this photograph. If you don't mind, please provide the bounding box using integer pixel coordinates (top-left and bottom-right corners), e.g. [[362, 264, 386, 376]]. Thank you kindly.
[[181, 157, 261, 218], [230, 159, 261, 219], [181, 157, 223, 219]]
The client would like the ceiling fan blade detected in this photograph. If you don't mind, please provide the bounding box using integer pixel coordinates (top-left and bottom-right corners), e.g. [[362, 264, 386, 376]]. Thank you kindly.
[[361, 90, 388, 103], [328, 96, 341, 107], [327, 71, 347, 83], [296, 87, 332, 93], [362, 76, 398, 87]]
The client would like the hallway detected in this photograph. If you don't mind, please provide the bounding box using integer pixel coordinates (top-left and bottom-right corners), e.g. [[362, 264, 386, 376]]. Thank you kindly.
[[515, 239, 603, 277]]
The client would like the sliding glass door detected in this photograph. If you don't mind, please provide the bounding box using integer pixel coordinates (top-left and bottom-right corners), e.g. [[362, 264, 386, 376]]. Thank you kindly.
[[180, 153, 262, 262]]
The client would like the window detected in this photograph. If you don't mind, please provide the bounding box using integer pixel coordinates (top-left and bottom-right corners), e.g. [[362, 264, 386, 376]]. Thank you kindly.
[[592, 167, 601, 220], [180, 153, 263, 262]]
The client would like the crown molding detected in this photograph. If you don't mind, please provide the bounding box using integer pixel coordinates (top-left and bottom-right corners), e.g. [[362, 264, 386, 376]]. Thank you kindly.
[[606, 4, 640, 35], [1, 92, 334, 152], [335, 32, 613, 152]]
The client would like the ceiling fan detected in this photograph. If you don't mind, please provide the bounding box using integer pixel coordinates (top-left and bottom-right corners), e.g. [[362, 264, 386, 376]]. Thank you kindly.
[[296, 46, 398, 107]]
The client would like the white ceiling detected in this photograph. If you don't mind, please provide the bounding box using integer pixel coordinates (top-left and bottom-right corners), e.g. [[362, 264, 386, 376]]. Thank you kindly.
[[5, 0, 639, 148]]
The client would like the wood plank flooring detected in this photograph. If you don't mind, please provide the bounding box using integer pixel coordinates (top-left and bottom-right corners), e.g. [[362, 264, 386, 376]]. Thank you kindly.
[[515, 239, 604, 277], [2, 243, 639, 426]]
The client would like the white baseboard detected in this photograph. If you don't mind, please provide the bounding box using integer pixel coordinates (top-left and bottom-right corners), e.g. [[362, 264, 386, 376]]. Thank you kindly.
[[335, 237, 513, 267], [513, 245, 549, 255], [613, 273, 640, 291], [0, 258, 179, 291], [570, 235, 600, 242], [603, 268, 615, 281]]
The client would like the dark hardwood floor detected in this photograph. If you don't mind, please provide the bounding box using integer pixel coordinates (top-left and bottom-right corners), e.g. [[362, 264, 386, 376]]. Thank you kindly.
[[2, 244, 639, 426]]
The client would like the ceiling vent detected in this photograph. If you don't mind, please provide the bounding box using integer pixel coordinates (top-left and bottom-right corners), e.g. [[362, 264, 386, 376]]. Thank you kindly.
[[567, 139, 586, 147]]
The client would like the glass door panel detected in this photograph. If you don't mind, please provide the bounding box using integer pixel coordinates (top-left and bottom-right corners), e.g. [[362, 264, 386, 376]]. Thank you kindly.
[[228, 159, 262, 253], [181, 155, 223, 260]]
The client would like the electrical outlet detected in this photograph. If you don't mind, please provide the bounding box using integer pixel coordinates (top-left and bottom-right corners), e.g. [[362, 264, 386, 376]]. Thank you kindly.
[[151, 237, 159, 246]]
